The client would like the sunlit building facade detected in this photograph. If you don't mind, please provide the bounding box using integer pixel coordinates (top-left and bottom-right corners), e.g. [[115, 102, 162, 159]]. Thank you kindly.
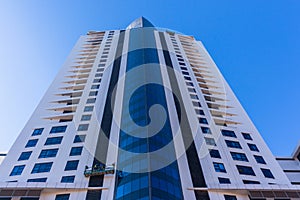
[[0, 17, 299, 200]]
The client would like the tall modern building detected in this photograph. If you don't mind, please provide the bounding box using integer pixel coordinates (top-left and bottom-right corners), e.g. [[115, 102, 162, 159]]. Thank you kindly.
[[0, 17, 299, 200]]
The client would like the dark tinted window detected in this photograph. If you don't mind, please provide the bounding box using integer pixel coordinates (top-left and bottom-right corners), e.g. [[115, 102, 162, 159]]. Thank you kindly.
[[50, 126, 67, 134], [242, 132, 252, 140], [248, 143, 259, 152], [221, 130, 236, 138], [236, 165, 255, 176], [18, 151, 32, 161], [209, 149, 221, 158], [25, 139, 38, 148], [225, 140, 242, 149]]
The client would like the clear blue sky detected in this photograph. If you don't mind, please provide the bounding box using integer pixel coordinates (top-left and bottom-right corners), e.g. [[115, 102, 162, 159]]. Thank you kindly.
[[0, 0, 299, 156]]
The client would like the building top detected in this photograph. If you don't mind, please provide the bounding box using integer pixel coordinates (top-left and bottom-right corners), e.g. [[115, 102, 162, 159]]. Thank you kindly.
[[126, 17, 155, 30], [292, 141, 300, 160]]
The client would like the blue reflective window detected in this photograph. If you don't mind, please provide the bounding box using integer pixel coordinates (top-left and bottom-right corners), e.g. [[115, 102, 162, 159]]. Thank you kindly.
[[50, 126, 67, 134], [261, 168, 274, 179], [73, 135, 86, 143], [10, 165, 25, 176], [248, 143, 259, 152], [213, 162, 226, 173], [55, 194, 70, 200], [61, 176, 75, 183], [195, 109, 205, 115], [84, 106, 94, 112], [236, 165, 255, 176], [225, 140, 242, 149], [44, 137, 63, 145], [218, 177, 231, 184], [31, 162, 53, 174], [201, 127, 211, 134], [39, 149, 58, 158], [69, 147, 83, 156], [242, 132, 252, 140], [27, 178, 47, 182], [81, 115, 91, 121], [199, 117, 208, 124], [31, 128, 44, 136], [230, 152, 248, 162], [254, 155, 266, 164], [64, 160, 79, 171], [221, 130, 236, 138], [25, 139, 38, 148], [18, 151, 32, 161]]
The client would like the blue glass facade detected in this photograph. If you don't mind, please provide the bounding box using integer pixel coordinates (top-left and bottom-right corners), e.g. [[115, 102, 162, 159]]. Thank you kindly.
[[114, 28, 183, 200]]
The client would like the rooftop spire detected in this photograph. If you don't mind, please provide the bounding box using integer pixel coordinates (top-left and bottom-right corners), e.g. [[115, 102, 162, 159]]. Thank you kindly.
[[126, 17, 155, 30]]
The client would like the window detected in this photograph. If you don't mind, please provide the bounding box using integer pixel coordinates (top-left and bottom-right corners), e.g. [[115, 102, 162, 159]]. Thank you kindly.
[[86, 98, 96, 104], [27, 178, 47, 182], [230, 152, 249, 162], [242, 132, 252, 140], [25, 139, 38, 148], [190, 94, 198, 100], [236, 165, 255, 176], [209, 149, 221, 158], [195, 109, 205, 115], [55, 194, 70, 200], [221, 130, 236, 138], [261, 168, 274, 179], [69, 147, 83, 156], [84, 106, 94, 112], [192, 101, 201, 107], [248, 143, 259, 152], [39, 149, 58, 158], [201, 127, 211, 134], [225, 140, 242, 149], [73, 135, 86, 143], [44, 136, 63, 145], [18, 151, 32, 161], [243, 180, 260, 184], [186, 82, 194, 87], [95, 73, 103, 77], [199, 118, 208, 124], [31, 162, 53, 174], [61, 176, 75, 183], [254, 155, 266, 164], [213, 162, 226, 173], [205, 137, 216, 146], [10, 165, 25, 176], [224, 195, 237, 200], [31, 128, 44, 136], [81, 115, 91, 121], [77, 124, 89, 131], [93, 79, 101, 83], [50, 126, 67, 134], [65, 160, 79, 171], [89, 91, 98, 96], [91, 85, 100, 89], [218, 177, 231, 184]]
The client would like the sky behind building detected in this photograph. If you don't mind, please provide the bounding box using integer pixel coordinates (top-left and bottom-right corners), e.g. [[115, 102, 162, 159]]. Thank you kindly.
[[0, 0, 299, 156]]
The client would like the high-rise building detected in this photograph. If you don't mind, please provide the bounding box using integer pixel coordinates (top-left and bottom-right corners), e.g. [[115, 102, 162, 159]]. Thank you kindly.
[[0, 17, 299, 200]]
